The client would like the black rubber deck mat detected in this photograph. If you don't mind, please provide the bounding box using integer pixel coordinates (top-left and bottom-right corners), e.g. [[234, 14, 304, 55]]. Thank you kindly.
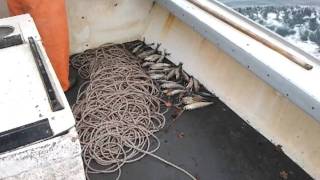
[[66, 66, 312, 180]]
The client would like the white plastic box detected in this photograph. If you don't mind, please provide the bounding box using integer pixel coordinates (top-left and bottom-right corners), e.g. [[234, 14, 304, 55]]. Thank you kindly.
[[0, 14, 85, 179]]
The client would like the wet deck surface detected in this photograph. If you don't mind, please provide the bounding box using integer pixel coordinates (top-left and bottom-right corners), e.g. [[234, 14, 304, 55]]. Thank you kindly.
[[66, 66, 312, 180]]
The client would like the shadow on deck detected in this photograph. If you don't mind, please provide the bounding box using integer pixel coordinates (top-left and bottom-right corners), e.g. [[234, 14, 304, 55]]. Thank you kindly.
[[66, 66, 312, 180]]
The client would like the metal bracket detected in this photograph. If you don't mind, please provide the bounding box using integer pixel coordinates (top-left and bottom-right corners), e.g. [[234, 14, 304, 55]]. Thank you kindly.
[[28, 37, 64, 112]]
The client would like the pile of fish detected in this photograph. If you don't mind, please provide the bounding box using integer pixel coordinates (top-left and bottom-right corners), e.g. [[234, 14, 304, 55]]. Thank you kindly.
[[126, 40, 216, 111]]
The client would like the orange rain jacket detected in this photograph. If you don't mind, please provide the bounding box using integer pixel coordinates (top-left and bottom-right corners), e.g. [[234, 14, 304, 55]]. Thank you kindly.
[[7, 0, 70, 91]]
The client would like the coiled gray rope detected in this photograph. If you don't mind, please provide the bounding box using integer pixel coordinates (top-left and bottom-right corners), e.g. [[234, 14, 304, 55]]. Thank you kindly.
[[71, 44, 196, 180]]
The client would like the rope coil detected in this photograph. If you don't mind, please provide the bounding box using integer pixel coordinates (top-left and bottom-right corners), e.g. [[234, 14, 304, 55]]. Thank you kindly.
[[71, 44, 196, 180]]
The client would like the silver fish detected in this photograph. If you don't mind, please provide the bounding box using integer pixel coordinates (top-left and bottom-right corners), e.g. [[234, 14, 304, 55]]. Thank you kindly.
[[182, 95, 206, 105], [156, 58, 164, 63], [166, 68, 176, 80], [197, 91, 216, 98], [175, 63, 183, 80], [193, 78, 200, 92], [136, 43, 154, 54], [156, 49, 170, 63], [128, 41, 143, 50], [158, 80, 176, 84], [142, 62, 155, 67], [138, 43, 161, 59], [147, 68, 171, 74], [166, 69, 176, 80], [182, 97, 196, 105], [175, 68, 180, 80], [183, 102, 213, 110], [166, 89, 186, 96], [162, 89, 170, 94], [132, 44, 143, 53], [186, 77, 194, 90], [150, 66, 170, 70], [157, 50, 166, 63], [150, 74, 165, 80], [162, 68, 173, 72], [161, 82, 185, 89], [150, 63, 171, 70], [182, 70, 189, 82], [144, 54, 161, 62], [138, 49, 155, 58]]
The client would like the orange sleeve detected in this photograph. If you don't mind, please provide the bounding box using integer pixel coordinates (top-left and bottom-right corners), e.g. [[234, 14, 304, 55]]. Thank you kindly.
[[7, 0, 70, 91]]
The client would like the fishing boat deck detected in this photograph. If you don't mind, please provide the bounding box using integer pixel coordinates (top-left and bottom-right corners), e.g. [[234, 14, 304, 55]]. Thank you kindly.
[[66, 66, 312, 180]]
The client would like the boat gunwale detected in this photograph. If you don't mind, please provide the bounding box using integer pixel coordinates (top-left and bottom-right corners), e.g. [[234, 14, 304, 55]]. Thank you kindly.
[[154, 0, 320, 123]]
